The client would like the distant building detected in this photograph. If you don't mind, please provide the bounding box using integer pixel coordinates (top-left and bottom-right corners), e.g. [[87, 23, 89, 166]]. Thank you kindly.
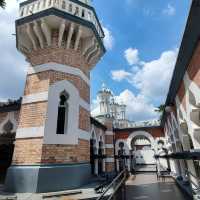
[[92, 83, 160, 129]]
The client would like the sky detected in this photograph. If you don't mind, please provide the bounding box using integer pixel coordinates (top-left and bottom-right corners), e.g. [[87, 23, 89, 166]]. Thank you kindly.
[[0, 0, 191, 122]]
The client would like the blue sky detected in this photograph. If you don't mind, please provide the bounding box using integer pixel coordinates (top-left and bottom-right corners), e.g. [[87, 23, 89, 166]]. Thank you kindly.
[[90, 0, 191, 121], [0, 0, 191, 121]]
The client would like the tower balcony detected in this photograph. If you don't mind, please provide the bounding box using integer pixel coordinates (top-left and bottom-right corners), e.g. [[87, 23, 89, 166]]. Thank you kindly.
[[16, 0, 105, 69], [19, 0, 104, 38]]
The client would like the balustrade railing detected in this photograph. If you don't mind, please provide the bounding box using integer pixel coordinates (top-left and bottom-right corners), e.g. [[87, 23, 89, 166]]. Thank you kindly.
[[19, 0, 104, 38]]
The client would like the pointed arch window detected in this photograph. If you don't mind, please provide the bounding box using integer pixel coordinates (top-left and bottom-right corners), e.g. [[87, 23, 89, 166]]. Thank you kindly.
[[62, 0, 66, 9], [56, 92, 69, 135]]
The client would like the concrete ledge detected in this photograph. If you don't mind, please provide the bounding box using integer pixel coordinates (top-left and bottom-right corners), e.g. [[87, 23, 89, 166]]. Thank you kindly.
[[42, 190, 82, 198], [5, 163, 92, 193]]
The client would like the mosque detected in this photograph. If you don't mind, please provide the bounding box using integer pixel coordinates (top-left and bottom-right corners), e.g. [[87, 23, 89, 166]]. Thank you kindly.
[[0, 0, 200, 198]]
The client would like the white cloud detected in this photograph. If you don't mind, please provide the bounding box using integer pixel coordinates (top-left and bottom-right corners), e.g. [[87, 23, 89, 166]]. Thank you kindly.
[[124, 48, 139, 65], [0, 0, 27, 100], [112, 48, 178, 104], [103, 26, 114, 50], [163, 4, 176, 16], [133, 49, 178, 102], [91, 89, 159, 121], [111, 70, 131, 82], [115, 90, 159, 121]]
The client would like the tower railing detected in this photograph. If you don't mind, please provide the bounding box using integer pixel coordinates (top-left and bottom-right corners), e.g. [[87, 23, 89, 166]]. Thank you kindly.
[[19, 0, 104, 38]]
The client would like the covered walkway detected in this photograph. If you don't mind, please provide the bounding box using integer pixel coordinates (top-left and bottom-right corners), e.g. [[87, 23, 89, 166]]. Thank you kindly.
[[126, 173, 191, 200]]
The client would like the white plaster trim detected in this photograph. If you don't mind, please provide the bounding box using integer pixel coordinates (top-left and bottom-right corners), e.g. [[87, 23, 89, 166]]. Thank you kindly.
[[22, 92, 90, 112], [80, 99, 90, 112], [22, 92, 48, 104], [184, 72, 200, 105], [16, 126, 90, 141], [44, 80, 79, 145], [175, 96, 187, 121], [16, 127, 44, 139], [105, 144, 114, 148], [105, 158, 114, 163], [27, 62, 90, 85], [79, 129, 91, 141], [105, 131, 114, 136], [127, 131, 155, 149]]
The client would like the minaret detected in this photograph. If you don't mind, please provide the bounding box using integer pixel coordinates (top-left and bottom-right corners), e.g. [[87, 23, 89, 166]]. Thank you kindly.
[[98, 83, 112, 116], [6, 0, 105, 193], [110, 97, 118, 118], [119, 103, 126, 120]]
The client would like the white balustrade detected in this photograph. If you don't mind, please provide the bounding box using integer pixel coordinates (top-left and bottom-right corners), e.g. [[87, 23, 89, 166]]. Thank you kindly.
[[19, 0, 104, 39]]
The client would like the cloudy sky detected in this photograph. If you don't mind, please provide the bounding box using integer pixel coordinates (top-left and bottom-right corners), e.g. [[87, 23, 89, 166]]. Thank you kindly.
[[0, 0, 191, 121]]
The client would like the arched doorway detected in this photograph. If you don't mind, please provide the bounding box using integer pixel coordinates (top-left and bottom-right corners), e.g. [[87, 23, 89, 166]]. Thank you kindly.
[[127, 131, 156, 166], [98, 139, 104, 175], [0, 120, 15, 183]]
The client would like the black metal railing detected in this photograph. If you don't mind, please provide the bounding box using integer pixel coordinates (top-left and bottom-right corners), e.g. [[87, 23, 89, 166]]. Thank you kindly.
[[96, 169, 128, 200], [186, 170, 200, 195]]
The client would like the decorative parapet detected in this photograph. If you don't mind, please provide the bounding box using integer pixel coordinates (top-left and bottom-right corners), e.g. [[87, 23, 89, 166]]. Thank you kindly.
[[18, 0, 104, 39]]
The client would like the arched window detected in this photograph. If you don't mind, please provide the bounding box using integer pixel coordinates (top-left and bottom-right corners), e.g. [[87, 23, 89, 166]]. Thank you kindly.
[[69, 4, 72, 13], [62, 0, 66, 9], [75, 7, 79, 16], [3, 120, 14, 133], [20, 8, 24, 17], [38, 2, 41, 10], [43, 0, 46, 8], [56, 92, 69, 134], [82, 9, 85, 18]]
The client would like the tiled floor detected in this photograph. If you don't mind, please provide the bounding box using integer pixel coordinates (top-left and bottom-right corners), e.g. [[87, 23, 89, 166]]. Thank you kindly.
[[126, 173, 192, 200]]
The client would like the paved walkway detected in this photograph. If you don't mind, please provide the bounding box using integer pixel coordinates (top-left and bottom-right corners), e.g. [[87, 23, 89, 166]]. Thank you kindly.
[[126, 173, 192, 200]]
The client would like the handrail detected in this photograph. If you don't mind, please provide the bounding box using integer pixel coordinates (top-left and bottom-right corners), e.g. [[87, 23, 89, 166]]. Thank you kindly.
[[96, 169, 127, 200], [186, 170, 200, 193]]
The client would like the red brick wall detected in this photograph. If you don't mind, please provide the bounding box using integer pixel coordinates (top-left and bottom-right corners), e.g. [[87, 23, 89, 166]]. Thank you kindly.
[[187, 40, 200, 87], [115, 126, 164, 140]]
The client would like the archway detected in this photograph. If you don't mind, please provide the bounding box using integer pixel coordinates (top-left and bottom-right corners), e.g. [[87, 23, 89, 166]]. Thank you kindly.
[[0, 120, 15, 183], [127, 131, 156, 166]]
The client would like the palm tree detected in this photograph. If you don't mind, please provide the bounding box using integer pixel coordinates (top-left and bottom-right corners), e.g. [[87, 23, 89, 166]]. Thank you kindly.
[[0, 0, 6, 9], [155, 104, 165, 113], [155, 104, 165, 119]]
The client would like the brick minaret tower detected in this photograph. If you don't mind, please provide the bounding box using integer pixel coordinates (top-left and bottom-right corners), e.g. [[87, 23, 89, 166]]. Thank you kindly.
[[5, 0, 105, 193]]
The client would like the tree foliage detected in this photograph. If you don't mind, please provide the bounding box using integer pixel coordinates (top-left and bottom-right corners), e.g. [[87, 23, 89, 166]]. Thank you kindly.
[[155, 104, 165, 120], [155, 104, 165, 115], [0, 0, 6, 9]]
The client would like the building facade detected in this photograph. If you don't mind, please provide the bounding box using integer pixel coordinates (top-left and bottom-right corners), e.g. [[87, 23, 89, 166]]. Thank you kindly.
[[2, 0, 200, 197], [162, 0, 200, 197], [4, 0, 107, 193]]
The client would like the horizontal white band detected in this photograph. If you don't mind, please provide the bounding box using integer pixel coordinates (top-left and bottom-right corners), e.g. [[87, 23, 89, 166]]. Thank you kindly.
[[80, 99, 90, 112], [22, 92, 90, 112], [105, 131, 114, 136], [79, 129, 91, 141], [28, 62, 90, 86], [16, 126, 91, 141], [16, 127, 44, 139], [105, 158, 114, 163], [22, 92, 48, 104], [105, 144, 114, 148]]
